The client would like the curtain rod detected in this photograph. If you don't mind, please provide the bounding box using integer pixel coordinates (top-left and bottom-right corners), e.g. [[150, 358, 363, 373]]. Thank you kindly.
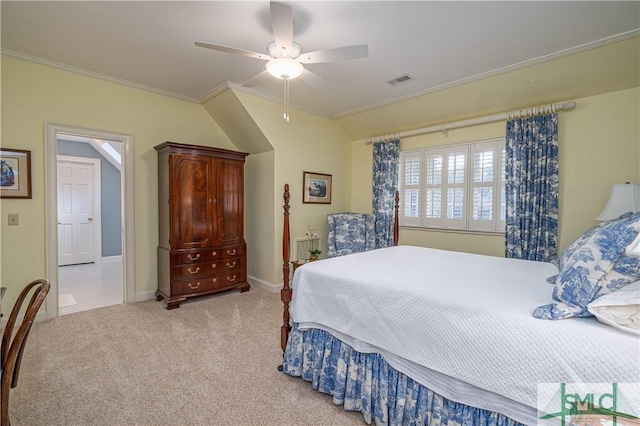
[[366, 101, 577, 144]]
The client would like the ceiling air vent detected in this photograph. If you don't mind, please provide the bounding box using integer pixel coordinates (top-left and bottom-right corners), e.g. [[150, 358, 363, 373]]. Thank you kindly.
[[386, 74, 414, 87]]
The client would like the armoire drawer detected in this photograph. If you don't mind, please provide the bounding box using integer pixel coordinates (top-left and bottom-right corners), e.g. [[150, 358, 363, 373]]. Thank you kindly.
[[171, 257, 245, 280], [219, 270, 246, 287], [172, 277, 219, 296], [172, 270, 247, 296], [216, 257, 244, 273], [170, 262, 211, 279], [171, 245, 245, 264], [221, 245, 245, 259], [171, 248, 221, 264]]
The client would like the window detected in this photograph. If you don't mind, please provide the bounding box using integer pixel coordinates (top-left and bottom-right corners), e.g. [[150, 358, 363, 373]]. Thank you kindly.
[[399, 138, 505, 232]]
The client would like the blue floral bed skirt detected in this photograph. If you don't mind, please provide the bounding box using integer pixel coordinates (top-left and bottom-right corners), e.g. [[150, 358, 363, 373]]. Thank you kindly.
[[282, 324, 522, 426]]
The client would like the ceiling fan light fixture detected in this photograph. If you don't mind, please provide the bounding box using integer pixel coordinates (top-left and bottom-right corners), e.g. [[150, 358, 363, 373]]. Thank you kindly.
[[266, 57, 303, 80]]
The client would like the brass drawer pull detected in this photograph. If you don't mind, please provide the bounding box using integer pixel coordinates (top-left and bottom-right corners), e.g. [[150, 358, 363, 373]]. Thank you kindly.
[[187, 253, 200, 261], [212, 278, 217, 283], [187, 267, 200, 274], [227, 249, 236, 256], [227, 275, 237, 282], [211, 263, 217, 269], [188, 282, 201, 290], [211, 251, 217, 257], [226, 261, 236, 268]]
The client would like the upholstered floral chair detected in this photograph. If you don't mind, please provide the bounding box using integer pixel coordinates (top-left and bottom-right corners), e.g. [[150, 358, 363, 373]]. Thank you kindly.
[[326, 212, 376, 258]]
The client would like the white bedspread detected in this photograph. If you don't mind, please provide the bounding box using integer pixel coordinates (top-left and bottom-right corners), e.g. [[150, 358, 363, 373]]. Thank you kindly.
[[290, 246, 640, 424]]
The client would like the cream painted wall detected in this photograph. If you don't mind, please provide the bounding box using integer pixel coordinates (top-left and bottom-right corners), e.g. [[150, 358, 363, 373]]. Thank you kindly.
[[0, 56, 236, 310], [233, 91, 352, 285], [558, 88, 639, 251], [244, 150, 276, 284], [351, 87, 639, 257]]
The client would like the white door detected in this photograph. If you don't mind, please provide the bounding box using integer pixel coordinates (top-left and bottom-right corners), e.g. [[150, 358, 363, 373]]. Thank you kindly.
[[57, 156, 101, 266]]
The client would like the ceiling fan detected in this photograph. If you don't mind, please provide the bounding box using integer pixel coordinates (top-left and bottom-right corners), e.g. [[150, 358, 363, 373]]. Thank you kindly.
[[195, 1, 368, 121]]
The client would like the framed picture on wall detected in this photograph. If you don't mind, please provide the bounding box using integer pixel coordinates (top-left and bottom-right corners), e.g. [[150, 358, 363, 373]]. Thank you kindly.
[[303, 171, 332, 204], [1, 148, 32, 199]]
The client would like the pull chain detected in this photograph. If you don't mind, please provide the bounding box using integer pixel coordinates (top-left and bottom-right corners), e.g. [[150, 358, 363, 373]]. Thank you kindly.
[[283, 79, 290, 122]]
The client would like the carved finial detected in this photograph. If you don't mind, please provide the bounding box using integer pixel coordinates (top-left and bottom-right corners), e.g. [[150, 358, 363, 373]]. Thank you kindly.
[[283, 184, 290, 215]]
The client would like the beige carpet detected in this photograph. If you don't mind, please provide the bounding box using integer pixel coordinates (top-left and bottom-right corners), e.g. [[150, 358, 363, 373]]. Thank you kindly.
[[10, 286, 364, 425]]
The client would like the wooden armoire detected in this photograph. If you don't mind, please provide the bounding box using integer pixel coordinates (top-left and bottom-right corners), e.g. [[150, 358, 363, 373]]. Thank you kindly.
[[155, 142, 249, 309]]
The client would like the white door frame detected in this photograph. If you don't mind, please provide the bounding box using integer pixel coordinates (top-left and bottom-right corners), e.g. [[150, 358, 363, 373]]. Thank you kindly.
[[57, 155, 102, 266], [45, 122, 135, 320]]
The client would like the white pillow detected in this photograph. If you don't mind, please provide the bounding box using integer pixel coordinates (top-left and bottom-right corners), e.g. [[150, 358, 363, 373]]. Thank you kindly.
[[587, 281, 640, 335], [626, 232, 640, 257]]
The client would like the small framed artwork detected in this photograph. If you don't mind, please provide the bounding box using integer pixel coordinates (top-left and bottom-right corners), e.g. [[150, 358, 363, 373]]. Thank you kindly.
[[303, 171, 332, 204], [1, 148, 32, 199]]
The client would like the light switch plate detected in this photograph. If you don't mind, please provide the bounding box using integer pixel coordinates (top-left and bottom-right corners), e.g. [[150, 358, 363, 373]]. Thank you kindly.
[[8, 214, 19, 226]]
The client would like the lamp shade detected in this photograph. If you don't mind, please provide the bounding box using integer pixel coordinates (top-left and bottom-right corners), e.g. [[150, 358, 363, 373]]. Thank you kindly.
[[266, 58, 303, 80], [595, 183, 640, 221]]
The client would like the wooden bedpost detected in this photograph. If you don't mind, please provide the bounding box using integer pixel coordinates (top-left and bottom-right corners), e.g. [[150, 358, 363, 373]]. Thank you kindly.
[[394, 190, 400, 246], [280, 184, 292, 357]]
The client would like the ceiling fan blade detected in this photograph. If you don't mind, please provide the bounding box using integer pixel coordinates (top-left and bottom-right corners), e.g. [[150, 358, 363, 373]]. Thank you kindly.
[[298, 68, 330, 92], [195, 42, 269, 61], [270, 1, 293, 55], [298, 44, 369, 64], [242, 70, 272, 88]]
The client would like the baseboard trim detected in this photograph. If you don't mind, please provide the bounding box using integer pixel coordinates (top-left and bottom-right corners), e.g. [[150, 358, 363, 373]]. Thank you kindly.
[[1, 310, 48, 327], [133, 279, 282, 302], [247, 275, 281, 293], [36, 310, 47, 323], [102, 255, 122, 264], [135, 291, 157, 302]]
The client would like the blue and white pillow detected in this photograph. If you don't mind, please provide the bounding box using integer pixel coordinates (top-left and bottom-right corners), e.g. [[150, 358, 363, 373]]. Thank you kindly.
[[544, 220, 611, 284], [533, 211, 640, 320]]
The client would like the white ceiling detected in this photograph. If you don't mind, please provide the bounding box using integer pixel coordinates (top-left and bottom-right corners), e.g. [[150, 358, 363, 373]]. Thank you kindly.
[[2, 1, 639, 119]]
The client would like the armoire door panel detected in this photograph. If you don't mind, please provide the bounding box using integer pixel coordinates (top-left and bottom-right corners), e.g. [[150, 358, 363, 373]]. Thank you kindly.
[[173, 155, 214, 248], [214, 159, 244, 246]]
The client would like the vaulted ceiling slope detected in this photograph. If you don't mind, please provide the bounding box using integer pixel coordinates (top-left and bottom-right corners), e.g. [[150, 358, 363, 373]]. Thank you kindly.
[[2, 1, 639, 131], [338, 36, 640, 141], [202, 88, 273, 154]]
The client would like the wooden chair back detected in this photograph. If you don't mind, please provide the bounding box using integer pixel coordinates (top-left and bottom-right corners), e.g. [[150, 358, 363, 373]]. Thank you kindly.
[[1, 279, 50, 426]]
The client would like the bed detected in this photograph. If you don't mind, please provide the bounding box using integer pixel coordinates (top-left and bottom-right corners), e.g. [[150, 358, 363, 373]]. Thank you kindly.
[[278, 185, 640, 425]]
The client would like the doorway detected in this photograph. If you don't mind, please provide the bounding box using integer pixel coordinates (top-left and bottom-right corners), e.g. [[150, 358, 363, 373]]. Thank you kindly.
[[45, 123, 134, 319], [57, 146, 117, 314]]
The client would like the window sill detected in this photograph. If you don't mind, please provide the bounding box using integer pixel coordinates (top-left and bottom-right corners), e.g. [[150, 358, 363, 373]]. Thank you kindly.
[[400, 225, 505, 237]]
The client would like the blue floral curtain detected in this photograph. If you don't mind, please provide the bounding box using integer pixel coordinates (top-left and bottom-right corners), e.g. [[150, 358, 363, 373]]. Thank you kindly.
[[372, 139, 400, 248], [505, 114, 559, 262]]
